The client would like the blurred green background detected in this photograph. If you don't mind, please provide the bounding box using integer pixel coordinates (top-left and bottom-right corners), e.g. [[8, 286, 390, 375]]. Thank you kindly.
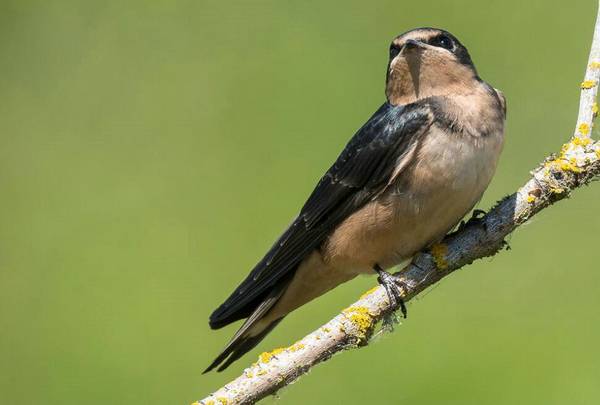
[[1, 1, 600, 404]]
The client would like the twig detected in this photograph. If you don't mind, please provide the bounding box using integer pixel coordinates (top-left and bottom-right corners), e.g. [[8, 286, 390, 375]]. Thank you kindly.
[[196, 3, 600, 404]]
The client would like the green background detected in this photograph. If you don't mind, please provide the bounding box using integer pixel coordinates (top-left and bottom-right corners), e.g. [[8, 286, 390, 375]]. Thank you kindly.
[[2, 1, 599, 404]]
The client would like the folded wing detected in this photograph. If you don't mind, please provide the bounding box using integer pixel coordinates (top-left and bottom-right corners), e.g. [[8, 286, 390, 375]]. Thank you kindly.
[[209, 101, 434, 329]]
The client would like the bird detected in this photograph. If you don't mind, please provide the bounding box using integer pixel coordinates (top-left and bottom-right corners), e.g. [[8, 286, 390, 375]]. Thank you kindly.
[[204, 27, 506, 373]]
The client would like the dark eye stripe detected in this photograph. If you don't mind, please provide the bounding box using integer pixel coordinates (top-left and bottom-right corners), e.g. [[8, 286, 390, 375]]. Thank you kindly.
[[389, 44, 402, 59], [430, 35, 454, 51]]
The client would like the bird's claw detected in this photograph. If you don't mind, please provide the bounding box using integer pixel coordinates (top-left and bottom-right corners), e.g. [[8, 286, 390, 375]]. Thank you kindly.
[[375, 265, 407, 319], [465, 208, 488, 231], [471, 209, 487, 219], [456, 219, 467, 232]]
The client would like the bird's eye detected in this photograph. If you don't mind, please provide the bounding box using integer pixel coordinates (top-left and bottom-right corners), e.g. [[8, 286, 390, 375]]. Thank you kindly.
[[430, 35, 454, 51], [389, 44, 402, 59]]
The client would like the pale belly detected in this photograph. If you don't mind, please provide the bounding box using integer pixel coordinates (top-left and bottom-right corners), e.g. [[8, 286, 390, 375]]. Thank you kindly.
[[321, 126, 504, 274], [258, 127, 504, 324]]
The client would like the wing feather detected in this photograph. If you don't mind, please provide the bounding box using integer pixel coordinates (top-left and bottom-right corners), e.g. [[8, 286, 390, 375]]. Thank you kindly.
[[209, 101, 434, 328]]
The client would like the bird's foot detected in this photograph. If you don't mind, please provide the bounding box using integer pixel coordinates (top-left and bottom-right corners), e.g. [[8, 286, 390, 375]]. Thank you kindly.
[[471, 208, 487, 219], [466, 208, 488, 231], [452, 209, 488, 236], [374, 264, 407, 319]]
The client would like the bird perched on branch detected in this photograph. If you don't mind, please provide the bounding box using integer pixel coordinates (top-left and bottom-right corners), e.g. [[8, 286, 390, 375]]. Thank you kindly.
[[205, 27, 506, 373]]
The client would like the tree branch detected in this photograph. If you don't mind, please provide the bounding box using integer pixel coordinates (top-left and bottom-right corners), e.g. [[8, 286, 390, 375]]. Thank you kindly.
[[196, 3, 600, 404]]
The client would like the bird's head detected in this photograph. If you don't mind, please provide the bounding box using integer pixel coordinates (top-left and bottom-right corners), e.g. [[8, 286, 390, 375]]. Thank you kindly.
[[385, 28, 479, 105]]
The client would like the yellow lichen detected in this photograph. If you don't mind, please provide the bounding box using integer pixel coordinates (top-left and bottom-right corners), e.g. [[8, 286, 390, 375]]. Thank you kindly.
[[590, 62, 600, 69], [543, 160, 555, 170], [558, 160, 581, 172], [581, 80, 596, 89], [256, 342, 305, 366], [288, 342, 305, 352], [543, 167, 551, 178], [573, 136, 591, 146], [360, 286, 380, 299], [526, 195, 536, 203], [245, 370, 254, 378], [258, 347, 285, 364], [256, 369, 267, 376], [545, 139, 586, 174], [430, 243, 449, 270], [216, 398, 228, 405], [342, 306, 373, 338], [322, 327, 331, 333], [569, 157, 583, 172], [578, 123, 591, 135]]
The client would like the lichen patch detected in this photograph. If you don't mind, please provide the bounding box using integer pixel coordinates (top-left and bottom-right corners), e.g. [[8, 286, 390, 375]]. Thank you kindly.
[[258, 347, 285, 364], [430, 243, 449, 270], [581, 80, 597, 89], [342, 306, 374, 339], [578, 123, 591, 135]]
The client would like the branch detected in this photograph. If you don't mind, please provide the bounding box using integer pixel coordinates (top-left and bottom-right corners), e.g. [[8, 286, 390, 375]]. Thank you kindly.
[[196, 4, 600, 404]]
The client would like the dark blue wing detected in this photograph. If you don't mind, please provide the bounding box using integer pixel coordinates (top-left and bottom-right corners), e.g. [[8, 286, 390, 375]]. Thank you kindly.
[[209, 101, 433, 328]]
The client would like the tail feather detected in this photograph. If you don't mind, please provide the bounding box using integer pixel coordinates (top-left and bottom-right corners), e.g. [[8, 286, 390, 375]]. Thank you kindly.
[[204, 279, 289, 373], [204, 318, 284, 373]]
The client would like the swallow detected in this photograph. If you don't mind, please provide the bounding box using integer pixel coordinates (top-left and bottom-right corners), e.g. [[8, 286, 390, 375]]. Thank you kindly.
[[205, 27, 506, 373]]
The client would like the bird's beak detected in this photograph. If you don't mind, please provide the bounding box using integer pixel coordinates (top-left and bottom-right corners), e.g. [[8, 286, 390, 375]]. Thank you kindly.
[[403, 39, 426, 52]]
